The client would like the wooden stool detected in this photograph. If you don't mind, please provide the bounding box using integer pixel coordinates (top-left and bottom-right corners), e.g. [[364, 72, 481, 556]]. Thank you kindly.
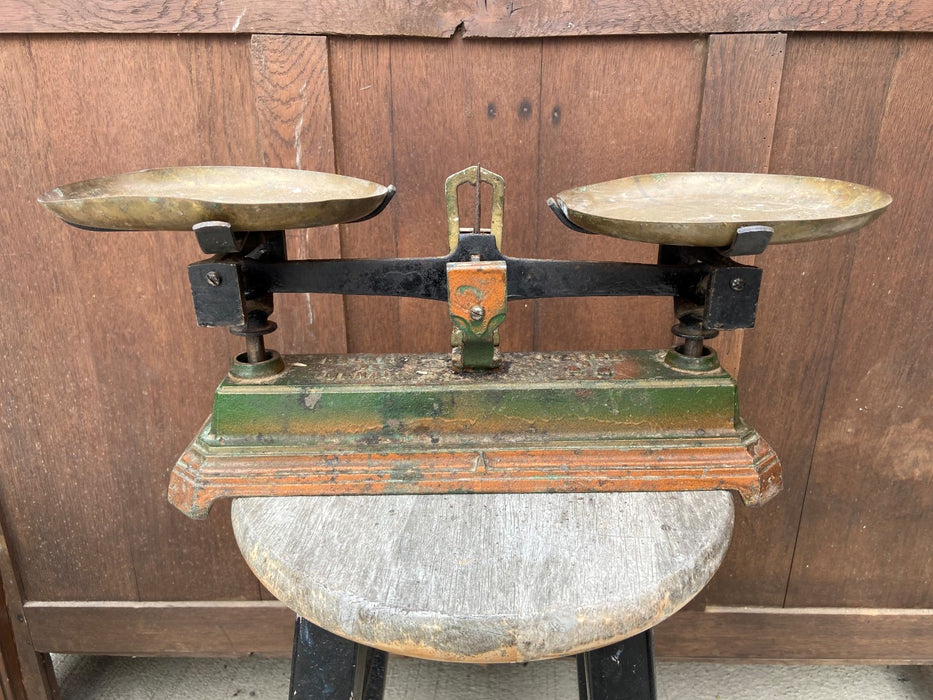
[[231, 490, 734, 699]]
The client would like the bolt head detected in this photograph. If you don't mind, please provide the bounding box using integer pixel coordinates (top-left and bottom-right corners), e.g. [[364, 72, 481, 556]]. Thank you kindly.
[[206, 271, 222, 287], [730, 277, 746, 291], [469, 305, 485, 321]]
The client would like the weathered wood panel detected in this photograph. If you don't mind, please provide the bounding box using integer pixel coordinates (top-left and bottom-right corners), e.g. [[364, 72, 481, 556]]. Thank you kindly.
[[706, 33, 904, 607], [250, 34, 348, 355], [467, 1, 933, 36], [694, 33, 785, 184], [23, 601, 933, 665], [374, 39, 541, 352], [535, 36, 706, 351], [0, 35, 263, 603], [785, 35, 933, 608], [1, 0, 930, 36], [655, 607, 933, 663], [25, 601, 295, 657], [693, 32, 786, 376], [328, 38, 402, 353]]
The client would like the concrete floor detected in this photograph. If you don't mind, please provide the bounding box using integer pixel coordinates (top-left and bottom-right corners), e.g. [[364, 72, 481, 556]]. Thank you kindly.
[[52, 654, 933, 699]]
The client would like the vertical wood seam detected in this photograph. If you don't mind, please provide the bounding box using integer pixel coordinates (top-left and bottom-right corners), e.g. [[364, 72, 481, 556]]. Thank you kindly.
[[694, 32, 786, 377], [324, 37, 350, 354], [250, 33, 348, 354], [532, 39, 545, 349], [690, 36, 712, 178], [323, 35, 354, 353], [327, 36, 347, 261]]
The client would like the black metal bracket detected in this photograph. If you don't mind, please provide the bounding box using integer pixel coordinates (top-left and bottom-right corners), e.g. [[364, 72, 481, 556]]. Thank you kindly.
[[193, 220, 249, 254], [719, 224, 774, 256], [187, 228, 764, 358]]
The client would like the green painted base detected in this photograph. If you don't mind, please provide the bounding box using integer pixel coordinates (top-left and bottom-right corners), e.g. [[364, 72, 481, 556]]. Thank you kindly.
[[169, 350, 781, 518]]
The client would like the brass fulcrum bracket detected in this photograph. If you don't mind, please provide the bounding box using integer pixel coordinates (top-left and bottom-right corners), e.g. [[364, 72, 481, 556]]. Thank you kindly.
[[445, 166, 508, 370]]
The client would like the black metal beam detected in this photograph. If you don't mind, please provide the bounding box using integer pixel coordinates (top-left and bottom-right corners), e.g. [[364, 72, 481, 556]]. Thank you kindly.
[[188, 232, 762, 330], [241, 256, 704, 302]]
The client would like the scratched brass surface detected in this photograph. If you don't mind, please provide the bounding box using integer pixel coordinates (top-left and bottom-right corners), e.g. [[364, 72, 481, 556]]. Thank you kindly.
[[38, 166, 389, 231], [553, 172, 891, 246]]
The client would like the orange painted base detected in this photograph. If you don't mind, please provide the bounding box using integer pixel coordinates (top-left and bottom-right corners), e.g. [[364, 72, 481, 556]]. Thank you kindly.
[[169, 420, 781, 518]]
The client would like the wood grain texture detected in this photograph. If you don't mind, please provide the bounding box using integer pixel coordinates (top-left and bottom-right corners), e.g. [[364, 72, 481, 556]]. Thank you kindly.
[[706, 34, 903, 607], [328, 39, 402, 353], [24, 601, 294, 656], [694, 34, 786, 174], [376, 36, 542, 354], [0, 35, 264, 604], [536, 37, 706, 351], [250, 35, 347, 355], [232, 491, 733, 662], [0, 1, 470, 36], [466, 1, 933, 36], [1, 0, 930, 35], [784, 35, 933, 609], [23, 600, 933, 664], [694, 33, 786, 377], [655, 607, 933, 663]]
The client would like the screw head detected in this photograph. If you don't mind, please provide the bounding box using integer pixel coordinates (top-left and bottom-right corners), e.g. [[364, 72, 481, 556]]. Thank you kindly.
[[469, 305, 485, 322], [730, 277, 746, 291], [206, 271, 222, 287]]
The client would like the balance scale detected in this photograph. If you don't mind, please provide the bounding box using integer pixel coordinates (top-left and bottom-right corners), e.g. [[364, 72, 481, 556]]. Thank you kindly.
[[40, 166, 891, 518]]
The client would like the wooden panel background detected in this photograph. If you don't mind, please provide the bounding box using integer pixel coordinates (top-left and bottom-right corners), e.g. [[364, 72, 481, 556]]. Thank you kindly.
[[0, 35, 262, 606], [2, 0, 933, 35], [782, 34, 933, 609], [0, 16, 931, 683]]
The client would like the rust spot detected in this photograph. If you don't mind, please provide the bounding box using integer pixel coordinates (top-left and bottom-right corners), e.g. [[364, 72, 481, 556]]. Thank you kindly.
[[612, 359, 641, 379]]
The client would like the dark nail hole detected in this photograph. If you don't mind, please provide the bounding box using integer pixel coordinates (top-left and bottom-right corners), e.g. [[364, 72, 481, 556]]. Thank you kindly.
[[518, 99, 532, 119]]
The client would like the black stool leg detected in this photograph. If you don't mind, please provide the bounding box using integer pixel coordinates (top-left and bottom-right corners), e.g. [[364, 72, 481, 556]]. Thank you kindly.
[[289, 617, 388, 699], [576, 629, 657, 700]]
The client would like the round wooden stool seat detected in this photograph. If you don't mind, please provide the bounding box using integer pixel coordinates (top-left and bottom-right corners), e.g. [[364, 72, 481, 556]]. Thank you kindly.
[[231, 491, 733, 664]]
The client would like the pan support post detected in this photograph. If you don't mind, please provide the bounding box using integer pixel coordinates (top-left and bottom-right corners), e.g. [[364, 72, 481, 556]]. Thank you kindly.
[[187, 222, 286, 374], [660, 225, 772, 361]]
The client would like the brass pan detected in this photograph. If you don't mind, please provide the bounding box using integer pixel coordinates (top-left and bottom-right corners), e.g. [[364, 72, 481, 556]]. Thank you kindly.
[[551, 172, 891, 247], [38, 166, 391, 231]]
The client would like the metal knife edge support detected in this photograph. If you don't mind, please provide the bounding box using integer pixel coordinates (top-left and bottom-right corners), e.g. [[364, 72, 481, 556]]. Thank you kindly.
[[38, 165, 892, 518]]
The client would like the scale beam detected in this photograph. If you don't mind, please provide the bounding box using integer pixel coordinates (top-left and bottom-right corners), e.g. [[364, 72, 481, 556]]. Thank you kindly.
[[221, 255, 706, 301], [190, 233, 756, 329]]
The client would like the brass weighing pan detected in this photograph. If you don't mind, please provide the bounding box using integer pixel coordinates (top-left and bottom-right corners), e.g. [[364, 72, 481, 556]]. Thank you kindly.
[[38, 166, 392, 231], [551, 172, 892, 247]]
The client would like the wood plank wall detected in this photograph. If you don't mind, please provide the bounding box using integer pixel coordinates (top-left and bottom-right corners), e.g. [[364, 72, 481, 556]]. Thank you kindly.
[[1, 2, 932, 686]]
